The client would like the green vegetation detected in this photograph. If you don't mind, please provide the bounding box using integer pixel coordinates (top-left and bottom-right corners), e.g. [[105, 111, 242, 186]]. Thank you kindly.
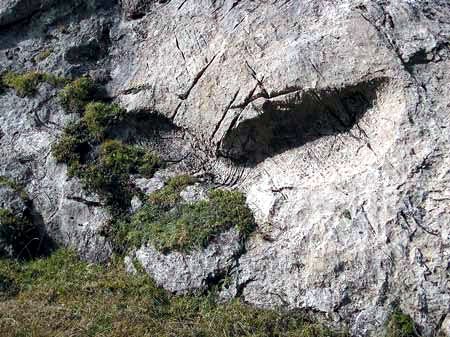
[[51, 121, 91, 175], [34, 49, 53, 62], [41, 73, 68, 87], [99, 140, 160, 178], [2, 71, 44, 97], [80, 140, 160, 208], [1, 71, 67, 97], [53, 88, 161, 210], [84, 102, 127, 140], [0, 208, 39, 259], [149, 175, 196, 209], [0, 176, 28, 201], [52, 79, 252, 254], [58, 77, 100, 113], [52, 119, 160, 209], [0, 177, 40, 259], [0, 250, 346, 337], [112, 182, 255, 253], [387, 309, 419, 337]]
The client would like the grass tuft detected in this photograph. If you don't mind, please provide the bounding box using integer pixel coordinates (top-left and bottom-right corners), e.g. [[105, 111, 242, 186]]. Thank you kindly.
[[149, 175, 196, 209], [34, 49, 53, 62], [52, 124, 160, 210], [79, 140, 160, 208], [0, 176, 28, 201], [0, 208, 39, 259]]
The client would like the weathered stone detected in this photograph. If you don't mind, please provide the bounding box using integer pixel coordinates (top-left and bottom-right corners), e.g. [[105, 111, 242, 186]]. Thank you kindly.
[[128, 228, 242, 294], [179, 183, 208, 203], [1, 0, 449, 335], [0, 0, 53, 27]]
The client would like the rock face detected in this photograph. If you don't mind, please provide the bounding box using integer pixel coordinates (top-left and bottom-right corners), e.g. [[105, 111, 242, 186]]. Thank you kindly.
[[0, 0, 53, 27], [1, 0, 449, 336], [128, 227, 242, 294]]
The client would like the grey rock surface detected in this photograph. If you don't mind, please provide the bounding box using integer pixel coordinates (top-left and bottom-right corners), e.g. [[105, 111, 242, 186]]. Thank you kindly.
[[128, 228, 242, 294], [0, 70, 111, 263], [0, 0, 53, 27], [0, 0, 449, 335], [179, 183, 208, 203]]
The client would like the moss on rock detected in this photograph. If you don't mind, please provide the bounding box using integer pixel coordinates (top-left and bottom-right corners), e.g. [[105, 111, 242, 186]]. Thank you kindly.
[[113, 179, 255, 253], [58, 77, 100, 113], [2, 71, 67, 97], [387, 309, 418, 337]]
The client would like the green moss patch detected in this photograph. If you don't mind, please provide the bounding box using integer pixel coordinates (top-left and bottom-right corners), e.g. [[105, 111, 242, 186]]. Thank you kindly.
[[84, 102, 127, 140], [112, 178, 255, 253], [58, 77, 101, 113], [387, 309, 418, 337], [0, 249, 346, 337], [149, 175, 196, 209], [1, 71, 67, 97]]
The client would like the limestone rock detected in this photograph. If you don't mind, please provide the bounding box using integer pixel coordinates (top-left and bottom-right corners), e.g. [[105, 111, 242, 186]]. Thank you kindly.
[[1, 0, 449, 335], [128, 228, 242, 294], [0, 0, 52, 27], [179, 183, 208, 203]]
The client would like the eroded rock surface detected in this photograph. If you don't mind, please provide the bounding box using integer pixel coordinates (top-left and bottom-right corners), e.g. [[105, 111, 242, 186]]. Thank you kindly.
[[1, 0, 449, 336], [128, 228, 242, 293]]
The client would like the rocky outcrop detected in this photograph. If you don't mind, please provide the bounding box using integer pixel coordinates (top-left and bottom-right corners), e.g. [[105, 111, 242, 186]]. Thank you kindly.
[[0, 0, 449, 336], [0, 0, 54, 27], [127, 227, 242, 293]]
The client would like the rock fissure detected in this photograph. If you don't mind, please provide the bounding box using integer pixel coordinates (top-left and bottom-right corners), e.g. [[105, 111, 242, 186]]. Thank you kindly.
[[177, 53, 218, 101]]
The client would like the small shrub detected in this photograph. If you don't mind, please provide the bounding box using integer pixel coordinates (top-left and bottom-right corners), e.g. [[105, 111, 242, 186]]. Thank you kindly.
[[58, 77, 99, 113], [2, 71, 43, 97], [84, 102, 127, 140], [387, 309, 418, 337]]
